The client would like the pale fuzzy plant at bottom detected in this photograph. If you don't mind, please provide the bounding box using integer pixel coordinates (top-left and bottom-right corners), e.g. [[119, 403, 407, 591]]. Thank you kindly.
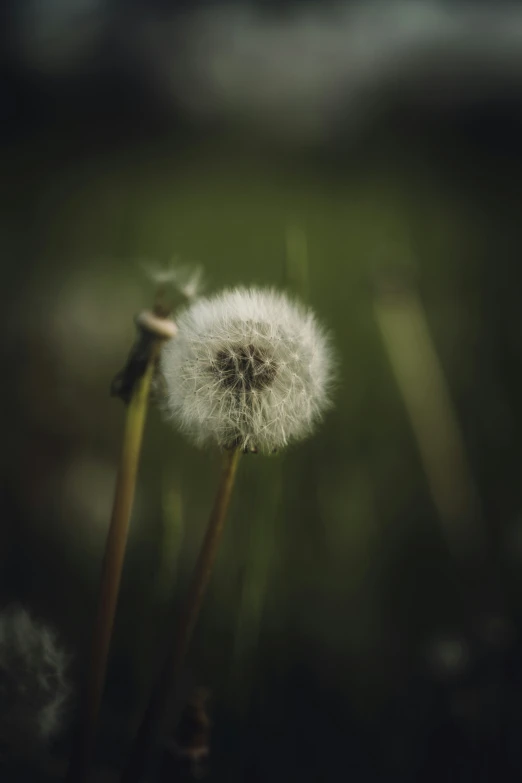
[[160, 287, 334, 452], [0, 605, 71, 761]]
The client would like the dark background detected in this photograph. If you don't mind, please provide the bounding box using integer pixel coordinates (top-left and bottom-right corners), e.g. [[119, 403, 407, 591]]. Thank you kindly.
[[3, 1, 522, 780]]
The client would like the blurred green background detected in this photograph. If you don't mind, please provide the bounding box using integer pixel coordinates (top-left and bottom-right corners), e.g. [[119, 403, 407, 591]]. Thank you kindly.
[[3, 7, 522, 777]]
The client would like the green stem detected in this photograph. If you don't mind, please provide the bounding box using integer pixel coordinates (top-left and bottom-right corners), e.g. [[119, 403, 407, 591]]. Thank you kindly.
[[121, 447, 241, 783], [66, 341, 161, 783]]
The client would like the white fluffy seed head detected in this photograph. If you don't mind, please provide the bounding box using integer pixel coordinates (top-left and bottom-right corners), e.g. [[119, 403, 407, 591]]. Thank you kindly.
[[0, 606, 71, 758], [161, 287, 334, 452]]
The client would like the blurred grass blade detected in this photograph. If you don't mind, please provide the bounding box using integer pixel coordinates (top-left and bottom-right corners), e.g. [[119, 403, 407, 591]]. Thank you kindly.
[[374, 279, 484, 561]]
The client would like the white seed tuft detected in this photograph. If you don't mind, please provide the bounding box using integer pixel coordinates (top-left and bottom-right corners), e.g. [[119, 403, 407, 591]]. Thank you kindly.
[[160, 287, 334, 452], [0, 606, 71, 759], [141, 260, 204, 301]]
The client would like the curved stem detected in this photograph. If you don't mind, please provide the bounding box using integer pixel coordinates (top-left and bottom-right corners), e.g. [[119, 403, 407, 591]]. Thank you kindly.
[[66, 341, 161, 783], [121, 447, 241, 783]]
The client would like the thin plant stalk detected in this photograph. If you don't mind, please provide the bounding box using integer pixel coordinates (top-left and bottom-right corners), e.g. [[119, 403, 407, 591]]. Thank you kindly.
[[66, 339, 163, 783], [373, 281, 483, 560], [121, 446, 241, 783]]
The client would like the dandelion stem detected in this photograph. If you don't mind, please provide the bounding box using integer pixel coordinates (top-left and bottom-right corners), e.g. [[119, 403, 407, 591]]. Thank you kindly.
[[121, 447, 241, 783], [66, 338, 163, 783]]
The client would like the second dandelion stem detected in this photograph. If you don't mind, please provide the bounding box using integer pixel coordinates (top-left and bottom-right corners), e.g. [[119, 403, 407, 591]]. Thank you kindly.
[[121, 446, 241, 783], [66, 338, 162, 783]]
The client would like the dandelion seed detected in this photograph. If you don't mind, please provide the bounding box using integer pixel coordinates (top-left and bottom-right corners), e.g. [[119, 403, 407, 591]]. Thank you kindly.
[[141, 259, 204, 301], [175, 264, 204, 301], [0, 606, 71, 759], [161, 287, 334, 452]]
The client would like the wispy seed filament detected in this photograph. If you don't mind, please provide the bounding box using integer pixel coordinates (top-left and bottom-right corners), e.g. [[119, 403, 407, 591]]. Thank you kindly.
[[213, 344, 277, 392]]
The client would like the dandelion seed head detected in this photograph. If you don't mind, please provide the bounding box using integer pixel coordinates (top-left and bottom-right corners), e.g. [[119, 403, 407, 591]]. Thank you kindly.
[[161, 287, 334, 452], [0, 606, 71, 757]]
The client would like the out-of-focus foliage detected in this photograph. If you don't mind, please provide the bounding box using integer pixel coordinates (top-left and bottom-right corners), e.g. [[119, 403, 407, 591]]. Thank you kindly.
[[3, 2, 522, 781]]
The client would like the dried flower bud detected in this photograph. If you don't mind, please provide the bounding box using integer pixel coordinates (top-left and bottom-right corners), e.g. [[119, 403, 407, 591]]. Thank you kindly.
[[161, 287, 334, 452]]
